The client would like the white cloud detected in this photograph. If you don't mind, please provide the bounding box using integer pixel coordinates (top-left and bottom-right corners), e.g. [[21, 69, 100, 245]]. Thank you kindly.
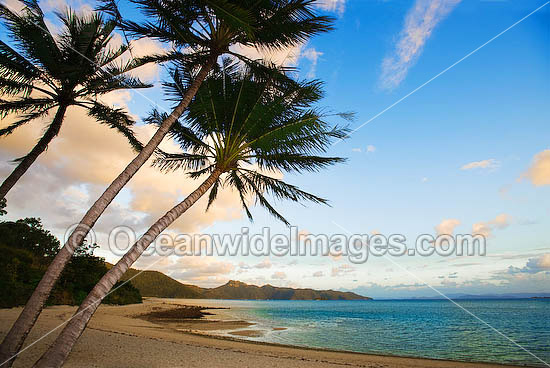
[[231, 43, 304, 67], [380, 0, 461, 90], [331, 264, 354, 277], [315, 0, 346, 16], [507, 253, 550, 274], [435, 218, 460, 235], [312, 271, 324, 277], [471, 222, 491, 238], [236, 258, 273, 273], [460, 158, 499, 170], [231, 44, 323, 78], [238, 262, 251, 271], [352, 145, 375, 154], [526, 254, 550, 271], [271, 271, 287, 280], [254, 259, 273, 269], [105, 32, 168, 83], [134, 255, 236, 287], [0, 101, 244, 254], [472, 213, 511, 238], [46, 0, 93, 15], [355, 268, 550, 299], [231, 42, 324, 79], [1, 0, 25, 13], [301, 48, 323, 78], [490, 213, 510, 229], [127, 37, 168, 81], [519, 149, 550, 186]]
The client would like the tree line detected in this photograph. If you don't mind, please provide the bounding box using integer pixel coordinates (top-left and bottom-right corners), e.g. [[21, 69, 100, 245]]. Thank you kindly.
[[0, 211, 142, 308]]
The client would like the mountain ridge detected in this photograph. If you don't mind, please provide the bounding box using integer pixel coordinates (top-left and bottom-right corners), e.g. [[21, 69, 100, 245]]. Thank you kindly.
[[112, 265, 371, 300]]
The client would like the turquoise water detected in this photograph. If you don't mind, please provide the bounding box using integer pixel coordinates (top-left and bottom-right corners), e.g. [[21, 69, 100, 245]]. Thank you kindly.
[[182, 299, 550, 367]]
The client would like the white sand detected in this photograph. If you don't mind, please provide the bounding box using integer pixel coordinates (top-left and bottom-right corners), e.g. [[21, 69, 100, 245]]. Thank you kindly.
[[0, 299, 523, 368]]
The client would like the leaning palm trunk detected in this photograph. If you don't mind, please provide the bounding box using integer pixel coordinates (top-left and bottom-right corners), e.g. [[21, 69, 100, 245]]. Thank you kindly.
[[34, 168, 222, 367], [0, 105, 68, 200], [33, 65, 349, 367], [0, 58, 215, 368]]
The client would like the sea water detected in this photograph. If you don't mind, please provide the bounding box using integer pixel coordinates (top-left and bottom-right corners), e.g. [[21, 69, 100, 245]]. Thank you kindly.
[[176, 298, 550, 367]]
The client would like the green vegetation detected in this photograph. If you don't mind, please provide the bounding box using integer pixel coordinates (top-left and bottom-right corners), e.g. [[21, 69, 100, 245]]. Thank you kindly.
[[0, 218, 141, 308], [116, 267, 204, 298], [120, 270, 370, 300], [0, 198, 6, 216], [203, 280, 371, 300]]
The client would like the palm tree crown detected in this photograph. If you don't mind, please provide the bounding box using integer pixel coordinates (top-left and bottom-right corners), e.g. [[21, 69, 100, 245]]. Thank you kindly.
[[32, 65, 351, 367], [0, 2, 337, 366], [0, 0, 150, 150], [152, 61, 351, 224], [111, 0, 334, 73]]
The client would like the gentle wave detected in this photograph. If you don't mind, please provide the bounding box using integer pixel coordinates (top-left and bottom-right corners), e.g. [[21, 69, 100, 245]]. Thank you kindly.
[[173, 298, 550, 367]]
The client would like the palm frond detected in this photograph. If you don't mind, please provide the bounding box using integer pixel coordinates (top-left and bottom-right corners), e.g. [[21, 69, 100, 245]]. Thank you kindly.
[[203, 0, 255, 37], [0, 1, 63, 77], [254, 152, 346, 173], [0, 76, 35, 96], [247, 0, 335, 51], [239, 168, 327, 205], [144, 109, 212, 153], [87, 102, 143, 152], [95, 42, 129, 68], [227, 170, 253, 222], [187, 163, 217, 179], [206, 176, 221, 211], [123, 0, 204, 46], [239, 170, 289, 225], [0, 111, 45, 136], [0, 41, 43, 91], [249, 115, 350, 155], [0, 97, 55, 118], [152, 152, 210, 172], [81, 71, 152, 96], [0, 2, 155, 160]]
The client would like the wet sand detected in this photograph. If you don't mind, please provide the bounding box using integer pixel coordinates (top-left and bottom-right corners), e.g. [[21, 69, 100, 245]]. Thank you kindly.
[[0, 299, 526, 368]]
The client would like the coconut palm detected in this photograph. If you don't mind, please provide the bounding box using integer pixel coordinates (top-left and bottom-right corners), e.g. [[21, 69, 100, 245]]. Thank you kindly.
[[0, 1, 149, 201], [34, 62, 350, 367], [0, 3, 151, 365], [0, 1, 334, 365]]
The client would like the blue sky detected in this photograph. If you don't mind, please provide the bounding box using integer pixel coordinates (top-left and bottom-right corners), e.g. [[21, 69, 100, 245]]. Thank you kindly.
[[0, 0, 549, 297], [204, 0, 550, 297]]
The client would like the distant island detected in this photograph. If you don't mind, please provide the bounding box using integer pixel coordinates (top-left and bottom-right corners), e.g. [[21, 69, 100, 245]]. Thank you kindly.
[[401, 292, 550, 300], [115, 266, 371, 300]]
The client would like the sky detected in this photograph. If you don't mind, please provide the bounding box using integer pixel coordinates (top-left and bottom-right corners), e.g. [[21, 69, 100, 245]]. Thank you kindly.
[[0, 0, 549, 298]]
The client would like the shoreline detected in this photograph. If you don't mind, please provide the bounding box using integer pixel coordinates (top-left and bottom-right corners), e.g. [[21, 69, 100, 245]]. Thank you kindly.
[[179, 329, 532, 368], [0, 299, 535, 368]]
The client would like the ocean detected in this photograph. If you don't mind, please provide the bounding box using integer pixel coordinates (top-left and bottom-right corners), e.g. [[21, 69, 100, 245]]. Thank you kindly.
[[178, 298, 550, 367]]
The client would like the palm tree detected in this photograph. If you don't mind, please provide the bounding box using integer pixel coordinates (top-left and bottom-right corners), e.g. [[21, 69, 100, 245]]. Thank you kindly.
[[0, 1, 334, 365], [0, 2, 151, 365], [34, 62, 350, 367], [0, 2, 149, 201]]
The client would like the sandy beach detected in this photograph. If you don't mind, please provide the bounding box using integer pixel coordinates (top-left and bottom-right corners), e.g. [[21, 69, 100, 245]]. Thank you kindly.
[[0, 299, 527, 368]]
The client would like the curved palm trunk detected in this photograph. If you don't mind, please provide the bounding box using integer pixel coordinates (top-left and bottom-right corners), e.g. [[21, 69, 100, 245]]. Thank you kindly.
[[0, 104, 68, 200], [34, 169, 222, 367], [0, 57, 216, 368]]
